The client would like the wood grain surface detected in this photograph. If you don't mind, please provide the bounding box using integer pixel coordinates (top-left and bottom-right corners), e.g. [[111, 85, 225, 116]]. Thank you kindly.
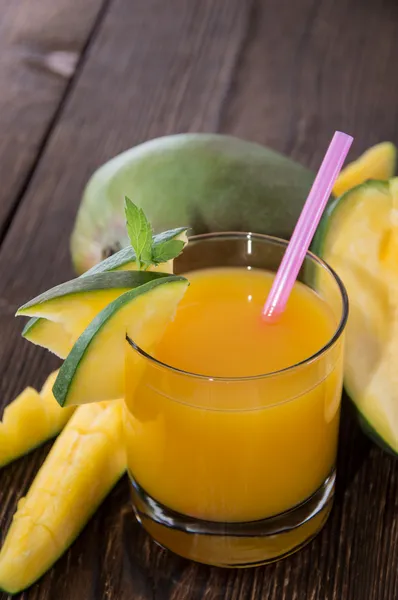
[[0, 0, 397, 599], [0, 0, 107, 243]]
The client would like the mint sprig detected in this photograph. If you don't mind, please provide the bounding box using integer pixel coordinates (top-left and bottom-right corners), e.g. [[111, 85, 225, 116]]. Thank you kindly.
[[125, 197, 185, 269]]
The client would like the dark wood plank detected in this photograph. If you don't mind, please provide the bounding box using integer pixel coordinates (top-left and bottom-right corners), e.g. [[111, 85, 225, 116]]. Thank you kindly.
[[0, 0, 107, 241], [221, 0, 398, 168], [1, 0, 398, 599]]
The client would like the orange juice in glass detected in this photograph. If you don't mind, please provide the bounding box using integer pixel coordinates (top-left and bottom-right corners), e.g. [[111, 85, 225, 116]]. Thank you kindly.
[[124, 233, 347, 566]]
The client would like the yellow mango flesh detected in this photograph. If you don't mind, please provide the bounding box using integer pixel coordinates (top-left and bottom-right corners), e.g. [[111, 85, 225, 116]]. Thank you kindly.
[[0, 372, 74, 467], [0, 400, 125, 594], [333, 141, 396, 197], [23, 319, 72, 359]]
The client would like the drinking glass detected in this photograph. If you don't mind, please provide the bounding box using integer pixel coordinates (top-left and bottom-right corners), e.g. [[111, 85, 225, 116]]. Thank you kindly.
[[124, 233, 348, 567]]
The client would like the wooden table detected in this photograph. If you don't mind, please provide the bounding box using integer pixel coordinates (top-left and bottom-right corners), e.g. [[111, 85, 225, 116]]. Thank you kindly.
[[1, 0, 397, 598]]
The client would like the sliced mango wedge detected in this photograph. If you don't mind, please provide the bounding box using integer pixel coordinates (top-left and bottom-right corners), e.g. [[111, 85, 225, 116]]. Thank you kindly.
[[314, 179, 398, 454], [20, 229, 187, 357], [22, 318, 72, 359], [83, 227, 188, 275], [17, 271, 168, 359], [53, 276, 188, 407], [0, 372, 74, 468], [359, 178, 398, 452], [314, 180, 391, 275], [0, 400, 125, 594], [333, 141, 396, 197]]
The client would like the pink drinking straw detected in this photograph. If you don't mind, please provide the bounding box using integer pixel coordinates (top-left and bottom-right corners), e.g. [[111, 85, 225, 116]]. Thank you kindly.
[[262, 131, 353, 321]]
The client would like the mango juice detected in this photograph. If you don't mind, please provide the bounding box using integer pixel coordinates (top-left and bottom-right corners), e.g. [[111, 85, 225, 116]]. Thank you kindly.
[[125, 267, 344, 523]]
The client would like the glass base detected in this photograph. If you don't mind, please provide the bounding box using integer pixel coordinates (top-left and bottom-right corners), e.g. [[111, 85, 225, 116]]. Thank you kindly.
[[129, 471, 335, 567]]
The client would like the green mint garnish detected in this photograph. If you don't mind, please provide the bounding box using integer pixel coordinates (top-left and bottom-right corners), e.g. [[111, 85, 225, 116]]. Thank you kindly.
[[125, 198, 153, 269], [125, 197, 185, 269]]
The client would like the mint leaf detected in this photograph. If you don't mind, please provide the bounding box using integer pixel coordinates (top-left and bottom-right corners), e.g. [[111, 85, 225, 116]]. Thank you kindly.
[[125, 197, 153, 269], [152, 240, 185, 264], [124, 197, 187, 269]]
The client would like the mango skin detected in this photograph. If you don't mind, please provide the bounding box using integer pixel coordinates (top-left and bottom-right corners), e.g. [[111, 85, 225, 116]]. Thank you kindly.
[[355, 402, 397, 458], [71, 134, 313, 274]]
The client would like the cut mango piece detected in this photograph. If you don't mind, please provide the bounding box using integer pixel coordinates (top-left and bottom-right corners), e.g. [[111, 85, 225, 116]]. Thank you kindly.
[[358, 325, 398, 454], [314, 180, 398, 454], [333, 142, 396, 197], [20, 232, 187, 358], [0, 372, 74, 467], [359, 178, 398, 452], [0, 400, 125, 594], [83, 227, 188, 275], [53, 276, 188, 407], [17, 271, 167, 359], [22, 318, 72, 359], [314, 180, 391, 281]]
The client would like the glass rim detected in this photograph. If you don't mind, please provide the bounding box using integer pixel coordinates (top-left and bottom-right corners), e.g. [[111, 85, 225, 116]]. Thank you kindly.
[[126, 231, 349, 382]]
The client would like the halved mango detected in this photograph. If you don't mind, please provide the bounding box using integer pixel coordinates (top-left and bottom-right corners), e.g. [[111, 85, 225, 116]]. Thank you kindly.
[[0, 372, 74, 467], [0, 400, 125, 594], [360, 178, 398, 452], [53, 276, 188, 407], [333, 142, 396, 197], [314, 180, 397, 454]]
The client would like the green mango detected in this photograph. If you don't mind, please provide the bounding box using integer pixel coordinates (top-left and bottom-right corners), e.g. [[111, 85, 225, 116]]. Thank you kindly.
[[71, 134, 313, 274]]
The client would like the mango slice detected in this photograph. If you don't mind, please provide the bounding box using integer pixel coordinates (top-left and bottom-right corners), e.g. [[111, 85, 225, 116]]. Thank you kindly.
[[333, 141, 396, 197], [17, 271, 169, 359], [0, 400, 125, 594], [19, 232, 187, 358], [83, 227, 187, 275], [314, 179, 397, 454], [0, 372, 74, 467], [359, 178, 398, 452], [53, 276, 188, 407], [22, 318, 72, 359]]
